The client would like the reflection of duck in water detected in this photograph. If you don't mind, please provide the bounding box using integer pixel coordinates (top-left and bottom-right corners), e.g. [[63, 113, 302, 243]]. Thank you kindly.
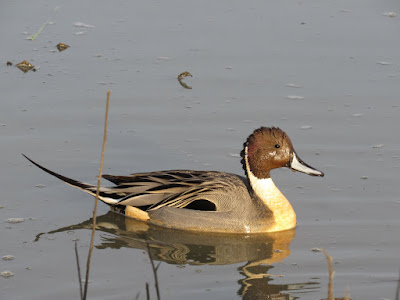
[[24, 127, 323, 233], [36, 212, 319, 299]]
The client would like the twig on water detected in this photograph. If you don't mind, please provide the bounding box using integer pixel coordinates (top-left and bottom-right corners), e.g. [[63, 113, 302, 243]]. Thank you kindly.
[[146, 240, 161, 300], [82, 90, 111, 299], [75, 242, 83, 300]]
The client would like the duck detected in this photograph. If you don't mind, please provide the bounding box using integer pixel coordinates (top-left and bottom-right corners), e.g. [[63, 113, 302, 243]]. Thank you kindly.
[[23, 127, 324, 233]]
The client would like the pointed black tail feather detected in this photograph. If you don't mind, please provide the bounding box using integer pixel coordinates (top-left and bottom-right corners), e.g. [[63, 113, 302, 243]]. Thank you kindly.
[[22, 154, 96, 193], [22, 154, 123, 206]]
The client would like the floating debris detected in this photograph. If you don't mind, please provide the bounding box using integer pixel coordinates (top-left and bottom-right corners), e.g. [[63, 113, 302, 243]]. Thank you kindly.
[[6, 218, 25, 223], [35, 184, 46, 188], [177, 71, 193, 89], [383, 12, 397, 17], [352, 113, 363, 117], [301, 125, 312, 130], [56, 43, 70, 52], [311, 248, 321, 252], [6, 61, 12, 66], [178, 71, 192, 80], [372, 144, 384, 149], [286, 83, 303, 88], [73, 22, 95, 28], [361, 176, 368, 180], [16, 60, 35, 73], [1, 271, 14, 278], [377, 61, 392, 66], [2, 255, 15, 261], [287, 95, 304, 100], [157, 56, 170, 61]]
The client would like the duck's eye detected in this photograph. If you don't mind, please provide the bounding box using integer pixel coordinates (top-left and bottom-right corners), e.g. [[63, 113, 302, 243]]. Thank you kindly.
[[274, 144, 280, 149]]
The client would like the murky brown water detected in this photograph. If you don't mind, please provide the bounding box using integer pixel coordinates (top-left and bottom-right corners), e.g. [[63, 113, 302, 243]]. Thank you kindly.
[[1, 1, 400, 299]]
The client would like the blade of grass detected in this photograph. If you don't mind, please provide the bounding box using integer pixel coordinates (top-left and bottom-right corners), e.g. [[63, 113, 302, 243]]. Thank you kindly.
[[83, 90, 111, 299], [29, 6, 60, 41]]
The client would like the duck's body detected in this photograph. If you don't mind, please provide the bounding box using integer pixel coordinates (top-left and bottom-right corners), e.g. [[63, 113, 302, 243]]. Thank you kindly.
[[23, 127, 324, 233]]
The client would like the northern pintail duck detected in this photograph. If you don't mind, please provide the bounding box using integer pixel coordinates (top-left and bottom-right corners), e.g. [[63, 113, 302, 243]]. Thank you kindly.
[[23, 127, 323, 233]]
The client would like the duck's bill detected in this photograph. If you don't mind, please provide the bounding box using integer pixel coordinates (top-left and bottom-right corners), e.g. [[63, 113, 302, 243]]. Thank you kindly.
[[289, 153, 324, 177]]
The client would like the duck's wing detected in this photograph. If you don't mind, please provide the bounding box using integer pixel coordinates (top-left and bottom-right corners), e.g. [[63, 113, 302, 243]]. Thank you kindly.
[[105, 171, 235, 211]]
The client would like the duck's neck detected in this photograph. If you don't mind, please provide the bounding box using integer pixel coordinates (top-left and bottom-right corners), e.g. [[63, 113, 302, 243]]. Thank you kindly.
[[244, 148, 296, 231]]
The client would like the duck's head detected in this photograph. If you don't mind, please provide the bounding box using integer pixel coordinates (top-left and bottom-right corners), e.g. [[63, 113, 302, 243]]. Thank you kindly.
[[241, 127, 324, 179]]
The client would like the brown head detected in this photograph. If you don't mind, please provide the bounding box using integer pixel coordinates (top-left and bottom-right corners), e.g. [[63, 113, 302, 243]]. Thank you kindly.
[[240, 127, 324, 179]]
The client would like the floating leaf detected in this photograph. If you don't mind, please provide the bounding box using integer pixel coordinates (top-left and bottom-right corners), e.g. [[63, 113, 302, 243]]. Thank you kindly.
[[177, 71, 193, 89], [56, 43, 70, 52], [16, 60, 34, 73]]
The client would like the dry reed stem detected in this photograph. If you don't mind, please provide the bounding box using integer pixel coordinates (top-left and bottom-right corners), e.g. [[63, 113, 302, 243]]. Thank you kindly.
[[75, 242, 83, 300], [83, 90, 111, 299], [146, 240, 161, 300], [146, 282, 150, 300], [396, 269, 400, 300], [320, 248, 334, 300]]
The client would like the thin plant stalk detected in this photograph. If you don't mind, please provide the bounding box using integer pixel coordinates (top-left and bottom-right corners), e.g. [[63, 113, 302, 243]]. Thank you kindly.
[[146, 282, 150, 300], [146, 240, 161, 300], [321, 248, 334, 300], [396, 268, 400, 300], [75, 242, 83, 300], [83, 90, 111, 299]]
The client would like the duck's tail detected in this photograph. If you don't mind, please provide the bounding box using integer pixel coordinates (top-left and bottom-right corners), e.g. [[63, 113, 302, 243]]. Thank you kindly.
[[22, 154, 119, 206]]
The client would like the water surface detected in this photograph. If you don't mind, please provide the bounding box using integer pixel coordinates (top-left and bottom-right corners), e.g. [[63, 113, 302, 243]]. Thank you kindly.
[[1, 0, 399, 299]]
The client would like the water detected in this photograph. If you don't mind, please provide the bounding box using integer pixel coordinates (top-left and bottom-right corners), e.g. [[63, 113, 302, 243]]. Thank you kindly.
[[1, 0, 399, 299]]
